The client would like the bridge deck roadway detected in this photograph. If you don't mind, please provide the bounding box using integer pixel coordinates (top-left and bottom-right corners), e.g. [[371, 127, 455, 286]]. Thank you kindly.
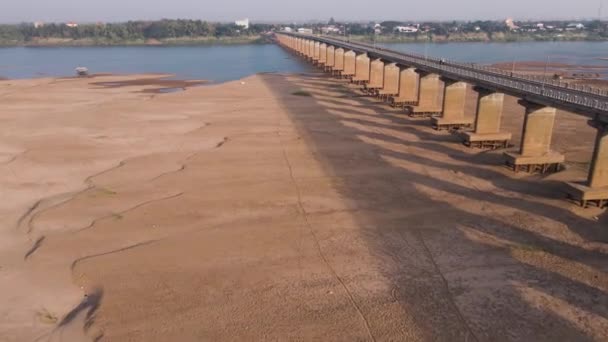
[[284, 33, 608, 119]]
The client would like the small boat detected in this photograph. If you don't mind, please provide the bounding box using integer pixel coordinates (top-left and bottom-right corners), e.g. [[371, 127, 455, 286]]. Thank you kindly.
[[75, 67, 89, 76]]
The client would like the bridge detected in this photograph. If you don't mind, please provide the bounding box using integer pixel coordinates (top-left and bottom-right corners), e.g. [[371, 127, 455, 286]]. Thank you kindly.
[[276, 32, 608, 208]]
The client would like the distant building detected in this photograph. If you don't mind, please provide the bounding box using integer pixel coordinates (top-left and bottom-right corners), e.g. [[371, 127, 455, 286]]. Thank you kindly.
[[297, 28, 313, 34], [235, 18, 249, 29], [394, 25, 418, 33], [373, 23, 382, 34], [283, 27, 293, 33], [567, 23, 585, 30], [505, 18, 519, 30], [321, 25, 340, 34], [66, 22, 78, 28], [34, 21, 44, 28]]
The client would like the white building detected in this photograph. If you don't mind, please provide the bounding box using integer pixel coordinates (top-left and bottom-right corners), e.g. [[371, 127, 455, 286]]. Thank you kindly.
[[297, 28, 313, 34], [283, 27, 293, 33], [235, 18, 250, 29], [567, 23, 585, 30], [321, 25, 340, 34], [505, 18, 519, 30], [66, 22, 78, 28], [395, 26, 418, 33]]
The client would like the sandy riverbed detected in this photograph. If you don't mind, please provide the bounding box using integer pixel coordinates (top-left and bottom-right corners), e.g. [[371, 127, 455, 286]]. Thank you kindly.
[[0, 72, 607, 341]]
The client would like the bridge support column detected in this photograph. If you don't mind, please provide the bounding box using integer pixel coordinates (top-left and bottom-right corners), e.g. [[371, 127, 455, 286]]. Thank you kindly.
[[504, 101, 564, 173], [406, 72, 442, 117], [431, 80, 473, 130], [365, 59, 384, 95], [333, 48, 345, 77], [378, 63, 400, 101], [325, 45, 335, 72], [391, 67, 419, 108], [313, 41, 321, 64], [352, 53, 370, 85], [566, 118, 608, 208], [463, 90, 512, 149], [342, 50, 356, 79], [318, 43, 327, 68], [306, 40, 314, 60]]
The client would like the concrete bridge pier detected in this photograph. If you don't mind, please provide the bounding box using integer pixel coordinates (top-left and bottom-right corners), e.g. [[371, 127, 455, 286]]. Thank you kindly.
[[332, 48, 345, 77], [390, 67, 419, 108], [406, 72, 443, 118], [342, 50, 356, 80], [378, 63, 400, 101], [431, 79, 473, 130], [306, 40, 314, 60], [325, 45, 335, 72], [463, 89, 512, 149], [318, 43, 327, 68], [313, 41, 321, 65], [566, 117, 608, 207], [364, 59, 384, 95], [504, 101, 565, 173], [352, 53, 371, 85], [308, 41, 315, 62]]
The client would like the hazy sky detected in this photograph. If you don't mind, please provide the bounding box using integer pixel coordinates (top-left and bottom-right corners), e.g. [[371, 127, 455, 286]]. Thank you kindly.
[[1, 0, 604, 23]]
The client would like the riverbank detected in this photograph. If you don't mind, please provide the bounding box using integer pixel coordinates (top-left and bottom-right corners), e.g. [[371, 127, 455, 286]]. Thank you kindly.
[[1, 72, 606, 341], [0, 35, 269, 47]]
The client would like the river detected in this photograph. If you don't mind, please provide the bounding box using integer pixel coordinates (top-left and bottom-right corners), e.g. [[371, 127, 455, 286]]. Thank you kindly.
[[0, 41, 607, 81]]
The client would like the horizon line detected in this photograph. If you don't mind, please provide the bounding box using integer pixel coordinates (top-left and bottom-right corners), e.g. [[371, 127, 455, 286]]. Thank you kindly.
[[1, 16, 605, 25]]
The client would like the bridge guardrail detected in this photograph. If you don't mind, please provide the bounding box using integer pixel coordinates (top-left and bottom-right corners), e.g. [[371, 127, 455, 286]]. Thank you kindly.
[[281, 32, 608, 114], [322, 35, 608, 98]]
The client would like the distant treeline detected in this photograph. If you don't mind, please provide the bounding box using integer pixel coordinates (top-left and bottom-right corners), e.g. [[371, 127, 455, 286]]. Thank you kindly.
[[0, 19, 276, 44]]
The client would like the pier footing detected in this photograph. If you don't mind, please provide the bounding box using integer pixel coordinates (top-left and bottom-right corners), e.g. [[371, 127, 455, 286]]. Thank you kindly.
[[565, 182, 608, 208], [463, 132, 511, 149], [503, 151, 565, 173], [431, 117, 474, 131]]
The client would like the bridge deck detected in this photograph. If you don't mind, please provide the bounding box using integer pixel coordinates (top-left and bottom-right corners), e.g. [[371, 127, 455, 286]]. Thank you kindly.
[[284, 32, 608, 119]]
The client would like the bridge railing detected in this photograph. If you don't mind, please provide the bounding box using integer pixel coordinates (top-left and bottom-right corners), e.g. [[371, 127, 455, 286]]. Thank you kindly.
[[283, 33, 608, 113], [322, 35, 608, 98], [352, 40, 608, 111], [329, 37, 608, 96]]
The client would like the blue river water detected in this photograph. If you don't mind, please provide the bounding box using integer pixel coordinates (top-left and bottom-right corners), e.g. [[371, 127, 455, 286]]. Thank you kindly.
[[380, 41, 608, 66], [0, 41, 607, 81], [0, 44, 310, 82]]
